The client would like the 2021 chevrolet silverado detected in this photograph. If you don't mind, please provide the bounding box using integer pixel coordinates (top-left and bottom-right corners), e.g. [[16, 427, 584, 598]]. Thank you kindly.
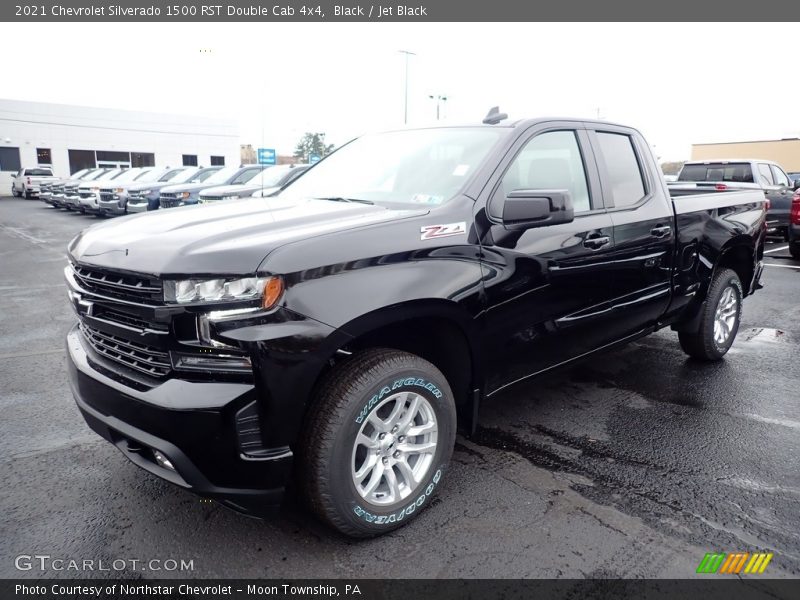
[[65, 116, 766, 537]]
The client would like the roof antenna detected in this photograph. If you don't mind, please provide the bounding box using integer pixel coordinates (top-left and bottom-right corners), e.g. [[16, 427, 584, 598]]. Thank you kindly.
[[482, 106, 508, 125]]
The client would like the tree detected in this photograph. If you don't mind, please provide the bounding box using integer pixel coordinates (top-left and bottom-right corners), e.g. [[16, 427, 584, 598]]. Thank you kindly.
[[293, 132, 335, 161]]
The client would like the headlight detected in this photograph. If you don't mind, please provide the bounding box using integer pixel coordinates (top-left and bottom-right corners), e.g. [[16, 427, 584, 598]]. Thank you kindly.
[[163, 276, 283, 307], [179, 191, 191, 199], [90, 187, 99, 193], [113, 188, 124, 193]]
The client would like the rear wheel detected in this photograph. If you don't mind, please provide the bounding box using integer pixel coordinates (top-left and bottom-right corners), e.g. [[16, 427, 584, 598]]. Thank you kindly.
[[299, 348, 456, 537], [790, 243, 800, 261], [11, 185, 21, 197], [678, 268, 742, 361]]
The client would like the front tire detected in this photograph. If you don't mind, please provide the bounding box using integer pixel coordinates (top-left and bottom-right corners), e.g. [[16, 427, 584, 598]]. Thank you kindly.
[[299, 348, 456, 537], [678, 268, 742, 361]]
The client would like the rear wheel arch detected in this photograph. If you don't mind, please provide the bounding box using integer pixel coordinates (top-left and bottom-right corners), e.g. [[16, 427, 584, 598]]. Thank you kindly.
[[715, 239, 756, 298]]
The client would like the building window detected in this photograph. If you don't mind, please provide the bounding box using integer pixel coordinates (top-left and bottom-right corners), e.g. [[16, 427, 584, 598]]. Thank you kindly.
[[68, 150, 96, 174], [182, 154, 198, 167], [37, 148, 52, 165], [96, 150, 131, 164], [0, 147, 22, 172], [210, 155, 225, 166], [131, 152, 156, 167]]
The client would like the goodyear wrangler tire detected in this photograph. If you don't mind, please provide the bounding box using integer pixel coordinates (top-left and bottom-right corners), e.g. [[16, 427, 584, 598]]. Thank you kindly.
[[678, 268, 742, 361], [300, 348, 456, 537]]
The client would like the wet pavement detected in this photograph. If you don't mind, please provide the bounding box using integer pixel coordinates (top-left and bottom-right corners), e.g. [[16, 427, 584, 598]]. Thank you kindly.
[[1, 197, 798, 579]]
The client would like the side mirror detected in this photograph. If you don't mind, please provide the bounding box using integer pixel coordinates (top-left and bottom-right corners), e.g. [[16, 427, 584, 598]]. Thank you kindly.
[[502, 189, 574, 229], [793, 179, 800, 191]]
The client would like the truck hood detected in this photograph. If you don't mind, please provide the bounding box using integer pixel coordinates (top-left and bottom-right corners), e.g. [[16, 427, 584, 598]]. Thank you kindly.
[[159, 181, 219, 194], [68, 196, 427, 275], [127, 181, 174, 193], [199, 183, 256, 197]]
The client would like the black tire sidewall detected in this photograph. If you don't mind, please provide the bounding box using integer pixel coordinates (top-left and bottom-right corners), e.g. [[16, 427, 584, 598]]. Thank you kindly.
[[327, 365, 455, 534], [705, 271, 743, 358]]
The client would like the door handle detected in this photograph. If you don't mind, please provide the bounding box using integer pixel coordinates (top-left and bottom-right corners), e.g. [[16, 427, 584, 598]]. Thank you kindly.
[[583, 235, 610, 249], [651, 225, 672, 238]]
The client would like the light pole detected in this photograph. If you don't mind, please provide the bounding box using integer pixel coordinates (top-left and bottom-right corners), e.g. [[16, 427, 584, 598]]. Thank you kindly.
[[399, 50, 416, 125], [428, 94, 448, 121]]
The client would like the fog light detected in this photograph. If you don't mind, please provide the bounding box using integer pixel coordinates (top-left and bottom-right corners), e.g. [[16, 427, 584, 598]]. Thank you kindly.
[[172, 352, 252, 372], [153, 450, 175, 471]]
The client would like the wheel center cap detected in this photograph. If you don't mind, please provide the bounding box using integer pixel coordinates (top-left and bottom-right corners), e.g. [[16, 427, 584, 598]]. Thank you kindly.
[[380, 433, 396, 453]]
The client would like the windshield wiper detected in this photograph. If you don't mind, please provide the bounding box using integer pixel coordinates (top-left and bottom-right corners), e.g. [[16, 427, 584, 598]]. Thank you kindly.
[[313, 196, 374, 205]]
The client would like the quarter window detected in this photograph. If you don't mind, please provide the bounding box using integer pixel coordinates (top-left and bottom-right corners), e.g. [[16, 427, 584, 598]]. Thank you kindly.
[[596, 132, 646, 207], [499, 130, 591, 213]]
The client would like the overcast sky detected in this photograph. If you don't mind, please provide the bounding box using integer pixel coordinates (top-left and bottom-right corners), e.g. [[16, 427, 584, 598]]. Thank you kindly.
[[2, 22, 799, 161]]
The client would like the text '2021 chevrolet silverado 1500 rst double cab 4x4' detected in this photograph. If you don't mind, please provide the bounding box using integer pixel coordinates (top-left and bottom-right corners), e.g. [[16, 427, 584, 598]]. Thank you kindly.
[[65, 114, 766, 537]]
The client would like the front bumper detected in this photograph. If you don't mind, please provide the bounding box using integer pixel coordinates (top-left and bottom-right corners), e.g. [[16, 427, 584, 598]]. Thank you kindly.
[[126, 200, 150, 213], [66, 325, 291, 516], [78, 193, 101, 212], [98, 198, 126, 215]]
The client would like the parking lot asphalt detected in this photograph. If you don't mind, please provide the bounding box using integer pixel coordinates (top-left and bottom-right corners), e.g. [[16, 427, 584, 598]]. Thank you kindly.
[[1, 196, 798, 579]]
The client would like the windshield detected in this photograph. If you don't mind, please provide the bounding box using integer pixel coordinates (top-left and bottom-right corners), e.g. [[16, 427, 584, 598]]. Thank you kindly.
[[202, 166, 241, 185], [157, 168, 187, 182], [678, 163, 754, 183], [188, 167, 222, 183], [284, 128, 505, 206], [110, 169, 147, 183], [250, 165, 301, 188], [92, 169, 124, 181], [131, 168, 168, 183]]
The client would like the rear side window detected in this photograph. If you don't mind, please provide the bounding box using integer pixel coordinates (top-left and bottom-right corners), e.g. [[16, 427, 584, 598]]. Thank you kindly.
[[24, 168, 53, 176], [678, 163, 754, 183], [596, 132, 645, 207], [757, 163, 774, 186]]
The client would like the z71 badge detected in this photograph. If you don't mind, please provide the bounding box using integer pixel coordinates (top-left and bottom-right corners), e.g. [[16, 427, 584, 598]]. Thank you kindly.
[[420, 222, 467, 240]]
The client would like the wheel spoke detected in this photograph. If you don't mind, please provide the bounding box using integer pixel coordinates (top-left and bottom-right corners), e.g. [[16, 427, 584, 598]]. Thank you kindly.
[[357, 433, 379, 450], [406, 421, 437, 437], [384, 466, 401, 501], [354, 453, 378, 482], [367, 412, 389, 433], [396, 395, 421, 433], [384, 394, 407, 428], [395, 457, 417, 486], [362, 462, 385, 495], [398, 440, 437, 454]]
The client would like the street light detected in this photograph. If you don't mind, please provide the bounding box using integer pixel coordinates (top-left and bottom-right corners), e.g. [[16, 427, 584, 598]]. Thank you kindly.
[[399, 50, 416, 125], [428, 94, 448, 121]]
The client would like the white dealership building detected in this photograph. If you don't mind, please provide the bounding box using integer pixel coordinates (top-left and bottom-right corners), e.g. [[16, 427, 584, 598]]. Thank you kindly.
[[0, 99, 239, 176]]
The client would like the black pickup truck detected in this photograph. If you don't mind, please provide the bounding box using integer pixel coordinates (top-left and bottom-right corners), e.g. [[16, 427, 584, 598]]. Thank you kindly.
[[65, 115, 766, 537]]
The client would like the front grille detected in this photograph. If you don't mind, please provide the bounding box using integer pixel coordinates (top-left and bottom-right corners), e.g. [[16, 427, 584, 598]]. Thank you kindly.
[[64, 186, 78, 195], [160, 192, 178, 200], [160, 200, 181, 208], [99, 192, 115, 203], [92, 305, 169, 332], [78, 189, 94, 199], [72, 264, 163, 305], [52, 185, 64, 193], [80, 323, 170, 378]]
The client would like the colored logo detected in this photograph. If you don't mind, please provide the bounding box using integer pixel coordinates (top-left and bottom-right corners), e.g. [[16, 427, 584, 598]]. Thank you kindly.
[[696, 552, 773, 574]]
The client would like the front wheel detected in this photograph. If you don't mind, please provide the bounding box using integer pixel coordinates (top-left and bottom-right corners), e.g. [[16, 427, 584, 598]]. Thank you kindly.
[[299, 348, 456, 537], [678, 268, 742, 361]]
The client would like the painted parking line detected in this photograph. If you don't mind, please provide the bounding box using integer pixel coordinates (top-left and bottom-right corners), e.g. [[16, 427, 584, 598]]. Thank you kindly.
[[763, 245, 789, 254], [763, 263, 800, 270]]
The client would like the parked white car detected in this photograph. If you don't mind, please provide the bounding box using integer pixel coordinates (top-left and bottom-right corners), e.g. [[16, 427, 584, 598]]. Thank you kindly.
[[10, 167, 58, 198]]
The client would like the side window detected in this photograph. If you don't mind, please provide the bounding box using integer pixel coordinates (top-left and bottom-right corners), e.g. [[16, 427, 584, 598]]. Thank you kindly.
[[499, 130, 591, 213], [770, 165, 790, 188], [757, 163, 774, 186], [231, 168, 260, 184], [595, 132, 646, 207]]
